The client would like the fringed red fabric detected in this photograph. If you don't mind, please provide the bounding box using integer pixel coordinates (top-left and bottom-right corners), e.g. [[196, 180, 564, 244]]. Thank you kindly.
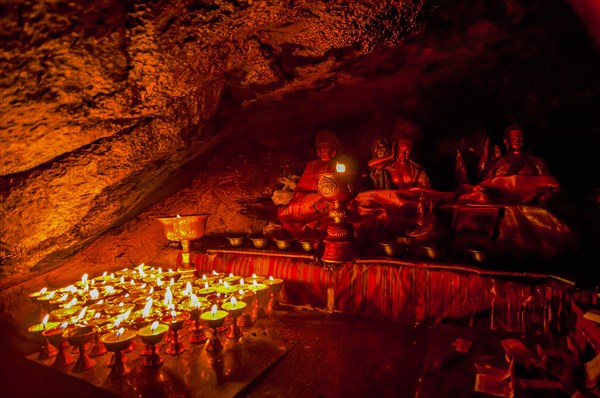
[[195, 252, 573, 332]]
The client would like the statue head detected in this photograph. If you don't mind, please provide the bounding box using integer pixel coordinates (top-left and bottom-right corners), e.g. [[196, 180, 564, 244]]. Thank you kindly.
[[373, 137, 391, 158], [395, 138, 414, 163], [503, 125, 525, 154], [315, 129, 340, 161]]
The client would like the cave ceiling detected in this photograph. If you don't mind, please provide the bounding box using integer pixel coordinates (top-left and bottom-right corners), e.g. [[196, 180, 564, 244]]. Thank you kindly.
[[0, 0, 598, 283]]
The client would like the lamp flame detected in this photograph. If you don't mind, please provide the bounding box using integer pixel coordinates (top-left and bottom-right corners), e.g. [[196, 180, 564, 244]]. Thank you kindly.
[[90, 289, 99, 300], [336, 163, 346, 173], [211, 305, 217, 316], [77, 307, 87, 321], [231, 297, 237, 307], [42, 314, 49, 327], [176, 214, 181, 218], [151, 321, 159, 332], [60, 322, 68, 329], [82, 274, 88, 284], [269, 276, 274, 281], [240, 278, 245, 286], [164, 287, 173, 305], [142, 299, 153, 318], [94, 312, 101, 319], [116, 328, 124, 338], [224, 281, 230, 289], [204, 282, 209, 290], [39, 287, 48, 295]]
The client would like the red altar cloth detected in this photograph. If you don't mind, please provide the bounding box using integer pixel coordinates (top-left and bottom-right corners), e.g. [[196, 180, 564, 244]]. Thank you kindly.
[[196, 251, 573, 332]]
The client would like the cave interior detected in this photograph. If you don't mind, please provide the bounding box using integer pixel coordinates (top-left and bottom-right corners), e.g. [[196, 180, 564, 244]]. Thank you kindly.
[[0, 0, 599, 397]]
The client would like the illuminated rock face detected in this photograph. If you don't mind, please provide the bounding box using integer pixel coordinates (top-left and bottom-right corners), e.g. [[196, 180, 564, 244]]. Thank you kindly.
[[0, 0, 430, 278], [0, 0, 598, 283]]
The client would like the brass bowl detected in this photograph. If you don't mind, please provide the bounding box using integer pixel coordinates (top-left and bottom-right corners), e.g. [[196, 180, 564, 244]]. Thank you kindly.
[[226, 236, 245, 247], [157, 214, 210, 241], [298, 239, 319, 253], [380, 241, 402, 257], [468, 249, 487, 263], [273, 238, 294, 250], [250, 236, 269, 249], [421, 246, 447, 261]]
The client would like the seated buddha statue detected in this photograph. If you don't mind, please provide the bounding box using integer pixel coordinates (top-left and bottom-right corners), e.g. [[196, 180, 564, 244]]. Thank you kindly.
[[277, 129, 340, 239]]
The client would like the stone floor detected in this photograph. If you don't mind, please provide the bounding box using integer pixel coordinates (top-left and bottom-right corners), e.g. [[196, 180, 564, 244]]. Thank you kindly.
[[0, 307, 569, 398]]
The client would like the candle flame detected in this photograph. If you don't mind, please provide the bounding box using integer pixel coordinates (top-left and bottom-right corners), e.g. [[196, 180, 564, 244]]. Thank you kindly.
[[77, 307, 87, 321], [142, 299, 153, 318], [65, 298, 77, 309], [116, 327, 124, 338], [42, 314, 49, 326], [151, 321, 159, 332], [211, 305, 217, 316], [336, 163, 346, 172], [164, 287, 173, 305], [231, 297, 237, 307], [40, 287, 48, 294]]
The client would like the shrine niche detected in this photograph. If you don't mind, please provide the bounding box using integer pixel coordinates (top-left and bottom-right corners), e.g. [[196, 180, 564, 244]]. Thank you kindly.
[[1, 0, 599, 397]]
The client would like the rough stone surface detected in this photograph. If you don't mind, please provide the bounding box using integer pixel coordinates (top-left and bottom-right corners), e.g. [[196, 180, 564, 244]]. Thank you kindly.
[[1, 0, 432, 279], [0, 0, 598, 337]]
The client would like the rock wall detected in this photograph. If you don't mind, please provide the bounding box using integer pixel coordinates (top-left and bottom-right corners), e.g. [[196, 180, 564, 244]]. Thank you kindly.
[[1, 0, 432, 281]]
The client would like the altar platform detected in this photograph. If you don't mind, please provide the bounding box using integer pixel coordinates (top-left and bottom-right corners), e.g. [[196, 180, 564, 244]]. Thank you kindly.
[[195, 244, 578, 334]]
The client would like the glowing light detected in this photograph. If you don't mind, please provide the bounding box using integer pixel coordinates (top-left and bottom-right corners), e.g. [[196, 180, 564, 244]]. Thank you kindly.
[[77, 307, 87, 321], [336, 163, 346, 173], [224, 281, 230, 289], [90, 289, 99, 300], [185, 281, 192, 294], [102, 271, 107, 277], [119, 302, 124, 308], [252, 273, 257, 279], [171, 311, 177, 320], [269, 276, 274, 281], [116, 327, 124, 338], [142, 299, 153, 318], [211, 305, 217, 316], [151, 321, 159, 332], [81, 274, 88, 284], [157, 277, 163, 287], [229, 273, 234, 278], [204, 282, 209, 290], [120, 276, 125, 284], [170, 278, 175, 286], [231, 297, 237, 307], [39, 287, 48, 295], [164, 287, 173, 305], [42, 314, 49, 328], [123, 309, 132, 320], [94, 312, 101, 319], [60, 322, 68, 329], [240, 278, 245, 286], [176, 214, 181, 218]]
